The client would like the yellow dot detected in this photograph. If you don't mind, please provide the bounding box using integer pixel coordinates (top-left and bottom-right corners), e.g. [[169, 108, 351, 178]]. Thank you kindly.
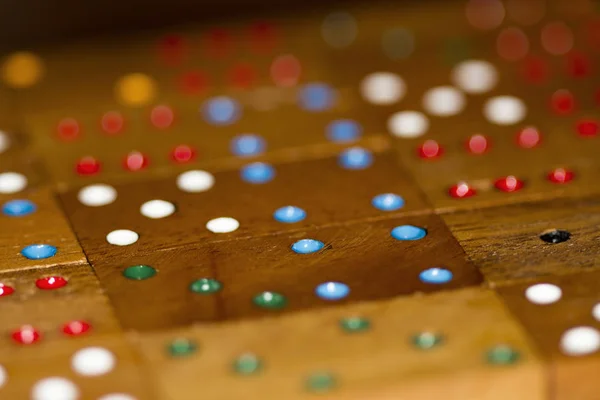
[[115, 73, 157, 107], [1, 52, 44, 89]]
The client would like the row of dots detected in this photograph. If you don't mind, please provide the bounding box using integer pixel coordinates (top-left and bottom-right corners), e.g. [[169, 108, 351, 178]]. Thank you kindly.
[[0, 276, 67, 293], [10, 321, 91, 344]]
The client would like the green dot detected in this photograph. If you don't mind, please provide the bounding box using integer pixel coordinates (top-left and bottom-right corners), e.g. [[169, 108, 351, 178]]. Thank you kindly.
[[168, 338, 197, 357], [486, 345, 520, 365], [123, 265, 156, 280], [233, 353, 263, 375], [189, 278, 222, 294], [305, 372, 336, 393], [253, 291, 287, 309], [442, 37, 471, 66], [339, 317, 371, 333], [412, 332, 444, 349]]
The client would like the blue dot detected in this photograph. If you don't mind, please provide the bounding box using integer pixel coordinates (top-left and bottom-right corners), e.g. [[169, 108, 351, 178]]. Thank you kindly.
[[202, 97, 240, 125], [240, 163, 275, 184], [274, 206, 306, 223], [2, 200, 36, 217], [326, 120, 362, 143], [299, 83, 335, 111], [391, 225, 427, 241], [338, 147, 373, 170], [372, 194, 404, 211], [419, 268, 453, 284], [231, 134, 266, 157], [21, 244, 57, 260], [315, 282, 350, 301], [291, 239, 324, 254]]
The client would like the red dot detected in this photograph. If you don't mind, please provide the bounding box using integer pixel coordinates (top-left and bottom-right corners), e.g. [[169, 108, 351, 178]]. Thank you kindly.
[[11, 325, 41, 345], [516, 127, 542, 148], [584, 18, 600, 51], [466, 134, 490, 154], [550, 89, 575, 115], [150, 105, 175, 129], [171, 145, 197, 164], [157, 35, 187, 66], [0, 283, 14, 297], [418, 140, 443, 159], [101, 111, 125, 135], [595, 89, 600, 106], [62, 320, 91, 336], [271, 54, 302, 87], [566, 51, 592, 78], [36, 276, 68, 290], [75, 156, 101, 176], [123, 151, 150, 172], [448, 183, 476, 198], [520, 55, 549, 84], [497, 27, 529, 61], [228, 63, 257, 89], [178, 71, 208, 95], [547, 168, 574, 184], [57, 118, 81, 141], [250, 21, 277, 53], [494, 176, 524, 192], [576, 119, 599, 137], [206, 28, 231, 58]]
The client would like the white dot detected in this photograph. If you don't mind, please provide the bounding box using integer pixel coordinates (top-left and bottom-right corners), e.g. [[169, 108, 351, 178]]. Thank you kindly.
[[71, 347, 116, 376], [140, 200, 175, 219], [176, 170, 215, 193], [78, 184, 117, 207], [387, 111, 429, 138], [31, 377, 79, 400], [422, 86, 466, 117], [560, 326, 600, 356], [484, 96, 527, 125], [0, 172, 27, 194], [0, 131, 10, 154], [592, 303, 600, 322], [98, 394, 136, 400], [360, 72, 406, 105], [106, 229, 139, 246], [525, 283, 562, 305], [451, 60, 498, 94], [206, 217, 239, 233], [0, 364, 6, 388]]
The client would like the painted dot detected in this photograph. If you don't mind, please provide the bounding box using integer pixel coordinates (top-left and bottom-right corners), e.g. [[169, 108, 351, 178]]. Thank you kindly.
[[123, 265, 156, 280], [271, 54, 302, 87], [548, 168, 574, 184], [418, 140, 444, 159], [326, 120, 362, 143], [140, 200, 175, 219], [101, 111, 125, 135], [98, 395, 136, 400], [123, 151, 149, 172], [177, 170, 215, 192], [206, 217, 240, 233], [551, 90, 575, 115], [506, 0, 545, 25], [249, 21, 277, 54], [2, 199, 36, 216], [0, 364, 5, 388], [592, 303, 600, 322], [291, 239, 324, 254], [57, 118, 81, 141], [486, 345, 521, 364], [382, 28, 415, 60], [241, 162, 275, 184], [253, 291, 287, 309], [202, 97, 241, 125], [419, 268, 453, 284], [466, 134, 491, 154], [338, 147, 373, 170], [540, 230, 571, 244], [36, 276, 67, 290], [178, 70, 208, 96], [391, 225, 427, 241], [31, 377, 79, 400], [315, 282, 350, 301], [360, 72, 406, 105], [305, 372, 336, 393], [189, 278, 222, 294], [322, 12, 357, 49], [150, 105, 175, 129], [516, 127, 542, 148], [171, 144, 197, 163], [231, 134, 266, 156], [157, 35, 187, 66], [443, 37, 471, 66], [106, 230, 139, 246], [115, 73, 156, 107], [388, 111, 429, 138], [449, 182, 476, 198], [560, 327, 600, 356], [497, 27, 529, 61], [525, 283, 561, 304], [75, 156, 101, 176], [576, 119, 599, 137], [423, 86, 466, 117], [494, 176, 524, 192], [566, 51, 592, 78], [62, 321, 91, 336], [233, 353, 263, 375], [339, 317, 371, 333], [1, 51, 44, 88], [484, 96, 526, 125], [205, 28, 232, 58], [71, 347, 115, 376], [521, 55, 550, 84], [168, 338, 198, 357], [0, 130, 9, 154], [541, 21, 574, 56], [0, 283, 14, 297], [0, 172, 27, 194], [452, 60, 498, 94], [78, 184, 117, 207], [299, 83, 335, 111], [372, 193, 404, 211], [12, 326, 41, 345], [228, 63, 257, 89], [412, 332, 444, 349], [274, 206, 306, 223], [466, 0, 505, 30], [22, 245, 57, 260]]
